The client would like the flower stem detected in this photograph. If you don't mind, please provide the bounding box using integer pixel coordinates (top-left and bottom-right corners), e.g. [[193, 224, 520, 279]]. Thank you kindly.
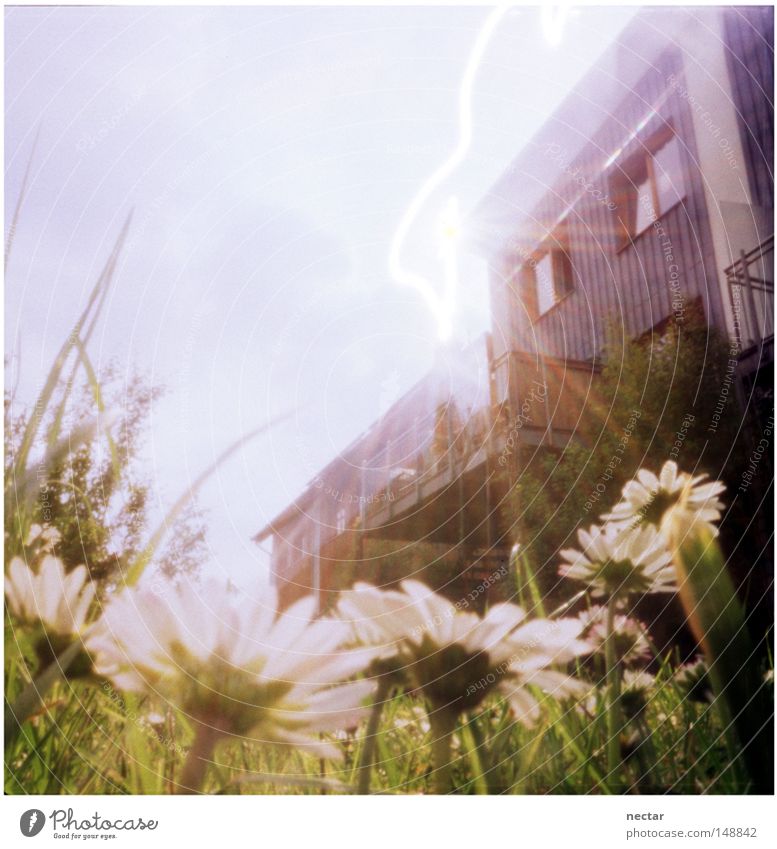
[[430, 709, 458, 794], [5, 639, 83, 747], [178, 723, 220, 794], [356, 677, 390, 794], [605, 596, 623, 791], [666, 510, 772, 792]]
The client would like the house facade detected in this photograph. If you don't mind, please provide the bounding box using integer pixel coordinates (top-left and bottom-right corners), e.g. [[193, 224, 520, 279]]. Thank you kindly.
[[255, 336, 506, 609], [474, 6, 772, 424], [258, 7, 773, 609]]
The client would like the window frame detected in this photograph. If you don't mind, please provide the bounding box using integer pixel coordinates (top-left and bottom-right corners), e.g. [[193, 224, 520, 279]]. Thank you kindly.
[[534, 250, 558, 316], [612, 127, 687, 248], [528, 234, 576, 322]]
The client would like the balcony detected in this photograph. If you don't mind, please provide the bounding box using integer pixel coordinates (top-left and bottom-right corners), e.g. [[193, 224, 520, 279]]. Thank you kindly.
[[726, 236, 774, 357], [491, 349, 600, 446], [356, 402, 496, 545]]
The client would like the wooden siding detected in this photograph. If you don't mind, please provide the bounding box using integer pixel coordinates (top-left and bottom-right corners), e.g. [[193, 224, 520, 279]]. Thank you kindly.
[[496, 46, 724, 364], [493, 349, 599, 437], [263, 337, 493, 595]]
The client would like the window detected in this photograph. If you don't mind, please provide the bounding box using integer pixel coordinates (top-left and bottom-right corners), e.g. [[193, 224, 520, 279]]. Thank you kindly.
[[493, 355, 510, 406], [634, 175, 655, 234], [532, 244, 574, 318], [612, 131, 686, 242], [652, 136, 685, 214], [534, 252, 556, 315]]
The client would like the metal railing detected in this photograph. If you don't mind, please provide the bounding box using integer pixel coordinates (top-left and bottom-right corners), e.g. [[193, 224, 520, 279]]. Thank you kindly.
[[726, 236, 774, 354], [357, 402, 491, 521]]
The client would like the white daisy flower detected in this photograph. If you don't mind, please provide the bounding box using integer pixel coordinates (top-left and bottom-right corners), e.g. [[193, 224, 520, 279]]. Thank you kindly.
[[603, 460, 725, 535], [87, 581, 375, 759], [5, 555, 95, 637], [577, 605, 651, 665], [620, 669, 657, 720], [25, 523, 61, 551], [337, 580, 590, 724], [559, 524, 676, 599], [674, 657, 713, 703]]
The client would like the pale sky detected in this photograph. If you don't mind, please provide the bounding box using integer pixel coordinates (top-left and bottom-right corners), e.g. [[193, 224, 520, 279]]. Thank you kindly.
[[4, 4, 638, 586]]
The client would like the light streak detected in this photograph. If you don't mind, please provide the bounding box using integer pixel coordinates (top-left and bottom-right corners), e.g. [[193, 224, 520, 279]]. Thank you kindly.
[[388, 5, 511, 341], [437, 195, 461, 342], [541, 4, 572, 47]]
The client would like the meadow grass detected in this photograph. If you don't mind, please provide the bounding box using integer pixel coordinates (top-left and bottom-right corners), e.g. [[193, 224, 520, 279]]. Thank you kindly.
[[4, 216, 771, 796], [4, 649, 752, 795]]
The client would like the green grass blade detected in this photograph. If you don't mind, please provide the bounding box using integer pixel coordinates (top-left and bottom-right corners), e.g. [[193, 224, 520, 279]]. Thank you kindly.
[[11, 213, 131, 486], [4, 125, 41, 274], [665, 509, 773, 793]]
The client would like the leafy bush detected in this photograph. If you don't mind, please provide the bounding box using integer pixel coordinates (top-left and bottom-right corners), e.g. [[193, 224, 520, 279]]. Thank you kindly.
[[500, 315, 750, 607]]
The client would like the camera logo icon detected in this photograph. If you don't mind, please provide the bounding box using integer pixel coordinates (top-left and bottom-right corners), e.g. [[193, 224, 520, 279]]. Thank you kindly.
[[20, 810, 46, 837]]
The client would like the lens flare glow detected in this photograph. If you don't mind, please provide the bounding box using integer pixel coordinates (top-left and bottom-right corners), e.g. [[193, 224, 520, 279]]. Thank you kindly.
[[541, 4, 572, 47], [388, 5, 511, 342]]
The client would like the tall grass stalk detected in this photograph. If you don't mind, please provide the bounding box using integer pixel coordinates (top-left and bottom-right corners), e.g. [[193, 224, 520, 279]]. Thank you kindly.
[[664, 508, 773, 792], [3, 207, 292, 743], [510, 543, 546, 616], [604, 596, 623, 791], [356, 677, 391, 794]]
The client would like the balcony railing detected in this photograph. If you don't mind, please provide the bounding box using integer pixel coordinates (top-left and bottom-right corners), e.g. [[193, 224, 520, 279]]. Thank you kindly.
[[726, 236, 774, 354], [356, 402, 492, 523]]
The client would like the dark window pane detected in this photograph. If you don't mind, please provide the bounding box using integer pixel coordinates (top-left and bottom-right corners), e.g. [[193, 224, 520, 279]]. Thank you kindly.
[[553, 249, 575, 298]]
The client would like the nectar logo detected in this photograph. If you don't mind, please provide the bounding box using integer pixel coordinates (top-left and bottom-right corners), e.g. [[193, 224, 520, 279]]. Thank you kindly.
[[20, 809, 46, 837]]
